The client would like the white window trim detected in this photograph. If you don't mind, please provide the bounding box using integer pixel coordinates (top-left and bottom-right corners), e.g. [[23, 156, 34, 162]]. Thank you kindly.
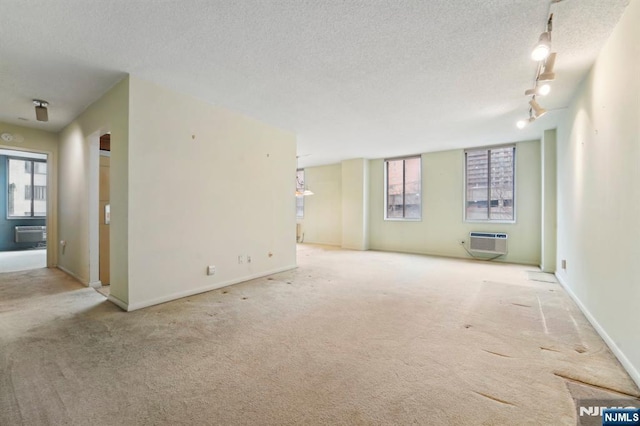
[[6, 156, 48, 220], [463, 145, 517, 224], [384, 155, 422, 221]]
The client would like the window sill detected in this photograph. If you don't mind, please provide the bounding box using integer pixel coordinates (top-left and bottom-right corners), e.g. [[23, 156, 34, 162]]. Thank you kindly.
[[464, 219, 516, 225], [384, 218, 422, 222]]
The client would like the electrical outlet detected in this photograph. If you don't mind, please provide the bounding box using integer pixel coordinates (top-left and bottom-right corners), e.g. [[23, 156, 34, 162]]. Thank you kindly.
[[238, 255, 244, 264], [207, 265, 216, 276], [247, 255, 251, 263], [561, 259, 567, 270]]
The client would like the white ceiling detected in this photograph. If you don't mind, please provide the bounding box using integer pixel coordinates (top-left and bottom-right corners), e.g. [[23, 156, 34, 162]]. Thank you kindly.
[[0, 0, 629, 167]]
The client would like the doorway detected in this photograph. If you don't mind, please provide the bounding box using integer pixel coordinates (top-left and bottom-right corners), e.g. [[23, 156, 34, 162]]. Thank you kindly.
[[0, 149, 48, 273], [97, 133, 110, 295]]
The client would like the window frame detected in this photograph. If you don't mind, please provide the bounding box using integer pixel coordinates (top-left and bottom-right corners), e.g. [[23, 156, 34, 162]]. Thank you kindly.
[[384, 155, 422, 221], [463, 145, 516, 224], [6, 156, 47, 220]]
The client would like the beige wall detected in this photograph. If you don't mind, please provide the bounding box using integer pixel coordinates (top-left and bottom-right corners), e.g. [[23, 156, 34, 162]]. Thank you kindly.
[[297, 164, 342, 245], [369, 140, 542, 265], [126, 76, 297, 309], [0, 122, 59, 267], [556, 0, 640, 386], [56, 75, 296, 310], [58, 77, 130, 303]]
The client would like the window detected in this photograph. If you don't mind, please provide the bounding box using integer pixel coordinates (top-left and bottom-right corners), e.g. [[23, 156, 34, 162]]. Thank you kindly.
[[7, 158, 47, 218], [25, 185, 47, 201], [296, 169, 305, 218], [385, 156, 421, 220], [24, 161, 46, 174], [465, 146, 515, 221]]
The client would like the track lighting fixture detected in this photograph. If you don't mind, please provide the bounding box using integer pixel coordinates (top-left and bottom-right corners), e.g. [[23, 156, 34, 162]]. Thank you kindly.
[[516, 109, 536, 129], [517, 6, 559, 129], [529, 98, 547, 118], [531, 14, 553, 61], [538, 52, 557, 81], [33, 99, 49, 122], [531, 32, 551, 61], [524, 83, 551, 97]]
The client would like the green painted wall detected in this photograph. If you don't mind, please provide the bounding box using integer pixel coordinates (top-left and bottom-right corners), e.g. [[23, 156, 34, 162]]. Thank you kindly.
[[368, 140, 541, 265]]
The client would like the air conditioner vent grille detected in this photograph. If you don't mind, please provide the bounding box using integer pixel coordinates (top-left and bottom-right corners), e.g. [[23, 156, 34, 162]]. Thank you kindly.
[[469, 232, 507, 255], [15, 226, 47, 243]]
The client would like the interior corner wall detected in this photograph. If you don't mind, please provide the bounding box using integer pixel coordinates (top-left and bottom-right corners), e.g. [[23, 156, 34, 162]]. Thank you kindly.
[[297, 164, 342, 245], [0, 122, 59, 267], [341, 158, 369, 250], [126, 76, 297, 310], [556, 0, 640, 386], [368, 141, 542, 265], [58, 77, 130, 304]]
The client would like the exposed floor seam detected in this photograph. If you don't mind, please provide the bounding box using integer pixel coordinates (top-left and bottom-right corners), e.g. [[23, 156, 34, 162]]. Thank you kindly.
[[553, 372, 640, 398], [482, 349, 512, 358], [473, 391, 517, 406], [536, 295, 549, 335]]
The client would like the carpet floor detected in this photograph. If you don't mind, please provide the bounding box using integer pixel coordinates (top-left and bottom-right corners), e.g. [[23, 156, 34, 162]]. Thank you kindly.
[[0, 249, 46, 273], [1, 244, 638, 425]]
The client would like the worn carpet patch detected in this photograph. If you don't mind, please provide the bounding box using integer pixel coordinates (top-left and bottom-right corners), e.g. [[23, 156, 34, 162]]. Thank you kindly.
[[528, 271, 558, 283]]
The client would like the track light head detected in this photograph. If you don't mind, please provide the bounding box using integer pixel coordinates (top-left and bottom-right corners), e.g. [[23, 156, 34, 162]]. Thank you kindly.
[[531, 32, 551, 61], [529, 99, 547, 118], [538, 52, 557, 81], [538, 84, 551, 96], [524, 83, 551, 97], [33, 99, 49, 122], [516, 108, 537, 129]]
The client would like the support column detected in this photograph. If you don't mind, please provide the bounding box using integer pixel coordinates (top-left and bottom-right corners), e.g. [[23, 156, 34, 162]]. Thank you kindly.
[[541, 129, 557, 272], [341, 158, 369, 250]]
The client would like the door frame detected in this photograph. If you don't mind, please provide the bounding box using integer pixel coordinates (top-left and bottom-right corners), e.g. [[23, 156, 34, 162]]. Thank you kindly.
[[0, 144, 54, 268]]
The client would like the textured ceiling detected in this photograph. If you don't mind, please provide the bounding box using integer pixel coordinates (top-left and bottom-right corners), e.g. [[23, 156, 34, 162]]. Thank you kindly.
[[0, 0, 629, 167]]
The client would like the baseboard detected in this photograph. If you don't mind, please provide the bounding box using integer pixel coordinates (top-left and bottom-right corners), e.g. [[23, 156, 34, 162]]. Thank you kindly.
[[125, 264, 298, 312], [340, 244, 369, 251], [303, 240, 341, 247], [556, 274, 640, 389], [107, 294, 129, 311], [57, 266, 89, 286]]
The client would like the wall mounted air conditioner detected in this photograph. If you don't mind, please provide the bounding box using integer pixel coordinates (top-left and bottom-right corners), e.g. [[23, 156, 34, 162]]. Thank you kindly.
[[469, 232, 507, 255], [15, 226, 47, 243]]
